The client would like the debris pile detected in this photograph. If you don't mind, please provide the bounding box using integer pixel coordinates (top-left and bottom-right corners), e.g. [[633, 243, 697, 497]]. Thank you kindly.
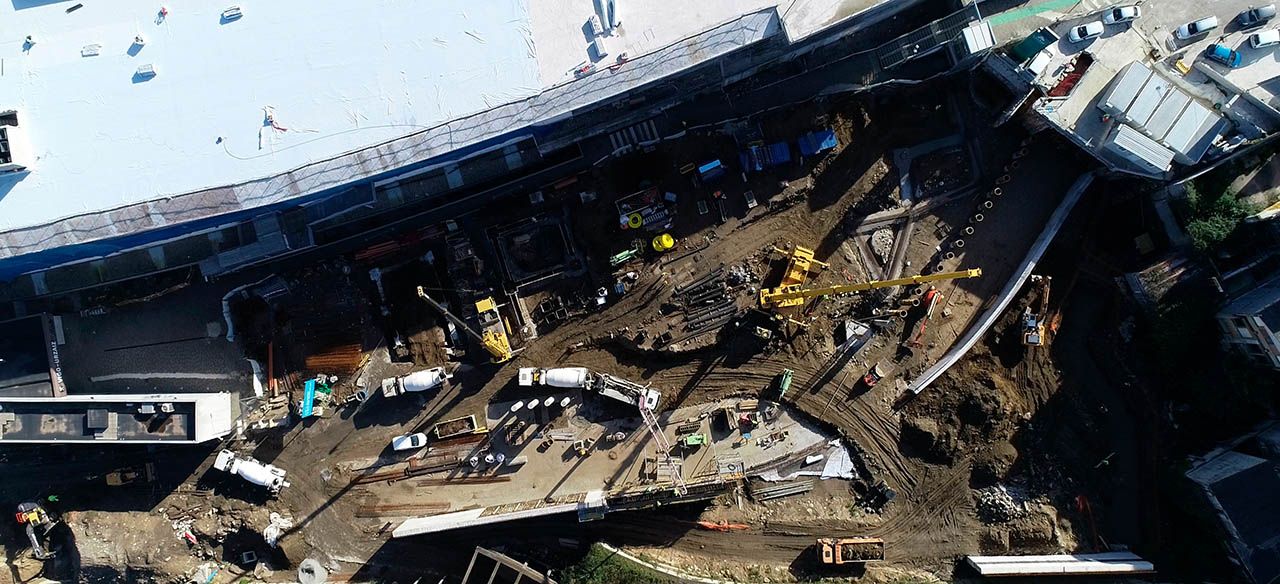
[[975, 485, 1026, 524], [870, 228, 894, 262]]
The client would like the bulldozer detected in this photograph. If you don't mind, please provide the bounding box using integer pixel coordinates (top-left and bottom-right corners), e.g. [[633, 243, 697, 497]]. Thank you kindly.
[[1021, 275, 1052, 347], [15, 501, 56, 560]]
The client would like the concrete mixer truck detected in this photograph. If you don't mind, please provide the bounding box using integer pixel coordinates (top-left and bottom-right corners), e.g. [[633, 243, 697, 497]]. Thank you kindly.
[[213, 450, 290, 494], [381, 366, 451, 398]]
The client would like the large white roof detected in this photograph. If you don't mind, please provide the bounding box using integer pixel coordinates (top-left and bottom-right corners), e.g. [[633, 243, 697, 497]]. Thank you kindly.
[[0, 0, 541, 231], [0, 0, 865, 239]]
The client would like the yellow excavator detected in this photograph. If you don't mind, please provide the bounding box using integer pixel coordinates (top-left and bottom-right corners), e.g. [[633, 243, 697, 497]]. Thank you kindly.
[[417, 287, 514, 363], [759, 268, 983, 309]]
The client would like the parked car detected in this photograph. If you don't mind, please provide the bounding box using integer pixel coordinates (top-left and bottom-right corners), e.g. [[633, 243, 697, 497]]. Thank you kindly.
[[1068, 20, 1105, 42], [1102, 5, 1141, 24], [1175, 16, 1219, 39], [1251, 29, 1280, 48], [391, 432, 428, 451], [1239, 4, 1278, 28], [1206, 43, 1244, 67]]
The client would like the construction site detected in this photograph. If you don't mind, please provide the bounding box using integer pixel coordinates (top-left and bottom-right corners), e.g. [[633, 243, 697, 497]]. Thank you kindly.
[[9, 0, 1265, 581]]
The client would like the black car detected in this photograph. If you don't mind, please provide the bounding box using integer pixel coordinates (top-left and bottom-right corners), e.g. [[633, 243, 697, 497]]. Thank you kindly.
[[1240, 4, 1278, 28]]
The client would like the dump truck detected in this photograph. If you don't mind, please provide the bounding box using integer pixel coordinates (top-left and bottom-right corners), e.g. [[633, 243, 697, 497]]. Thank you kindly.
[[519, 366, 659, 411], [381, 367, 451, 398], [432, 414, 485, 440], [816, 537, 885, 565], [213, 450, 290, 494]]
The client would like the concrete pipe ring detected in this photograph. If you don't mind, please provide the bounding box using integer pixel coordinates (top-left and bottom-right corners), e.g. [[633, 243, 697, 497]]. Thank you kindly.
[[963, 226, 975, 236], [992, 187, 1003, 197], [954, 239, 965, 248], [1010, 160, 1021, 170], [996, 175, 1011, 185], [975, 214, 985, 222], [982, 200, 994, 209], [944, 252, 956, 260]]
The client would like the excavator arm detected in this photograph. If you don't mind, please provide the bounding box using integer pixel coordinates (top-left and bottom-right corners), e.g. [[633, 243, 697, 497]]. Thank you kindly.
[[760, 268, 982, 308], [416, 287, 513, 363]]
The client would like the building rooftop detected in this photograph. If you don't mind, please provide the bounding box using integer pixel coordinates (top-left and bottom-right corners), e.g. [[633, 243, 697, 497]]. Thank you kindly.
[[0, 392, 234, 443], [1008, 0, 1280, 177], [1221, 272, 1280, 331], [0, 0, 875, 263], [1188, 422, 1280, 584]]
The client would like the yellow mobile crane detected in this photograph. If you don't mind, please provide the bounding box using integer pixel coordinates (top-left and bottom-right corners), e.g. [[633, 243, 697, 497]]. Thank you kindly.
[[417, 287, 514, 363], [759, 268, 983, 309]]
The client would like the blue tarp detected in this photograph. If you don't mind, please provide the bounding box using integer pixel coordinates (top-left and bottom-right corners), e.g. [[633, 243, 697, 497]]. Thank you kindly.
[[698, 159, 726, 182], [300, 379, 317, 418], [766, 141, 791, 165], [739, 142, 791, 173], [798, 129, 838, 157]]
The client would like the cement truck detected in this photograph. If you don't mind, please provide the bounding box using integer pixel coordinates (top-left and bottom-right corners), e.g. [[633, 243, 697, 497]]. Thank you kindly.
[[518, 367, 659, 411], [213, 450, 290, 494], [381, 366, 451, 398]]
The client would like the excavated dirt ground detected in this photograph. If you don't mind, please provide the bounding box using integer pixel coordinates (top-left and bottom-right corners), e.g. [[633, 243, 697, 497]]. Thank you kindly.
[[0, 79, 1145, 584]]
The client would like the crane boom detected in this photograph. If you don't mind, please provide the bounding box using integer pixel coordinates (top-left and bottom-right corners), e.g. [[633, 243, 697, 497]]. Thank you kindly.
[[760, 268, 982, 308], [416, 287, 514, 363]]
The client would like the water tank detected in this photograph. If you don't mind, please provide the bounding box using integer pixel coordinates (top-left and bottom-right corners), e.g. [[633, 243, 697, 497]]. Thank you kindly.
[[542, 367, 589, 388]]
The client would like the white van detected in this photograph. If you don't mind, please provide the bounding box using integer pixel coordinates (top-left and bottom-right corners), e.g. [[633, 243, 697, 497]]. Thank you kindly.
[[1251, 29, 1280, 48]]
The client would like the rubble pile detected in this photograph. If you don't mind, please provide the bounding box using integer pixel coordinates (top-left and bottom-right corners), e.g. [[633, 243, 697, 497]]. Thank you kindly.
[[871, 228, 894, 262], [975, 485, 1026, 524]]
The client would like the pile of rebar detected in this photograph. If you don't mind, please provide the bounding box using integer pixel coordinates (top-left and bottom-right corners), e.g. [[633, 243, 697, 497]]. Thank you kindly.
[[748, 479, 814, 501]]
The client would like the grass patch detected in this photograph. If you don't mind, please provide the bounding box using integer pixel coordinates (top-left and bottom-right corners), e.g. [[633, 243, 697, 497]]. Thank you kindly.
[[1182, 181, 1256, 254], [559, 544, 679, 584]]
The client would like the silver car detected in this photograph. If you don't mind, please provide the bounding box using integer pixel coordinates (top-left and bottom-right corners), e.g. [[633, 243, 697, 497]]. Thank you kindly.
[[1175, 15, 1219, 39]]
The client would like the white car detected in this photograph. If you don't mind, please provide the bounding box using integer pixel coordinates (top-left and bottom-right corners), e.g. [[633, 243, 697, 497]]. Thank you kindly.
[[1175, 16, 1219, 39], [391, 433, 428, 451], [1102, 5, 1140, 24], [1068, 21, 1105, 42], [1251, 29, 1280, 48]]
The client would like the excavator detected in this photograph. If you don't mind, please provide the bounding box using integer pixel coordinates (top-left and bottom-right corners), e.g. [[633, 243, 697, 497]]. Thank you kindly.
[[417, 287, 514, 363], [15, 501, 56, 560], [759, 268, 983, 309], [1021, 275, 1052, 348]]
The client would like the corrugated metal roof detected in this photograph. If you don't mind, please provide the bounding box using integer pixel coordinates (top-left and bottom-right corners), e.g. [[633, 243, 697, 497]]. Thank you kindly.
[[1146, 90, 1189, 141], [1106, 124, 1174, 172], [1128, 73, 1172, 127], [1099, 61, 1151, 115], [1165, 99, 1224, 162]]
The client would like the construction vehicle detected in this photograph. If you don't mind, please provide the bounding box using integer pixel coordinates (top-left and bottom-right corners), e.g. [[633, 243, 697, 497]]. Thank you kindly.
[[816, 537, 885, 565], [775, 369, 794, 399], [904, 286, 944, 348], [432, 414, 486, 440], [213, 450, 290, 494], [417, 287, 513, 363], [381, 366, 451, 398], [15, 502, 56, 560], [1022, 275, 1053, 347], [519, 366, 684, 495], [518, 367, 660, 411], [761, 245, 828, 308], [760, 268, 982, 309]]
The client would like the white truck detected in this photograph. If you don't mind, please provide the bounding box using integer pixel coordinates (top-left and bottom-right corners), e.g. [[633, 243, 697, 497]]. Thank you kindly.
[[518, 366, 660, 411], [213, 450, 290, 494], [381, 367, 451, 398]]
